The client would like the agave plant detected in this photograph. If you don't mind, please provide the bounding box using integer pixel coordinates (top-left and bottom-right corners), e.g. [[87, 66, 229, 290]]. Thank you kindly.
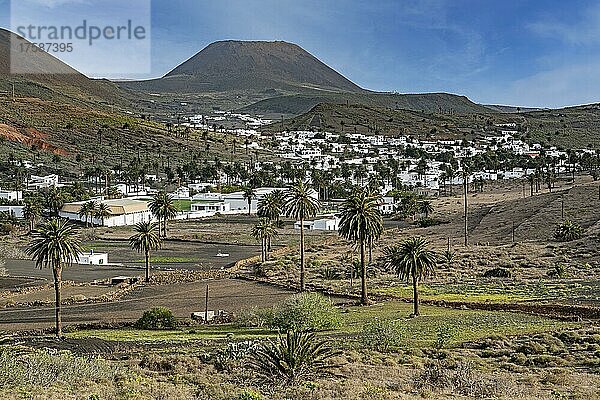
[[249, 330, 340, 385], [553, 219, 583, 242]]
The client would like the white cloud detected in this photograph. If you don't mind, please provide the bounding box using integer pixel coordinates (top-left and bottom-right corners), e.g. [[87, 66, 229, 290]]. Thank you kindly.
[[499, 60, 600, 108], [528, 4, 600, 45], [18, 0, 89, 8]]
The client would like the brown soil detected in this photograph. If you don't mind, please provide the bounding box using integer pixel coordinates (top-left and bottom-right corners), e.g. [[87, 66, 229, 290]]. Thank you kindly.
[[0, 278, 296, 332], [0, 122, 67, 155]]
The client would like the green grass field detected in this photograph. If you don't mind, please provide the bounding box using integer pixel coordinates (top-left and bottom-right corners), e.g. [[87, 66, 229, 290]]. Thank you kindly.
[[66, 301, 580, 349], [173, 200, 193, 212]]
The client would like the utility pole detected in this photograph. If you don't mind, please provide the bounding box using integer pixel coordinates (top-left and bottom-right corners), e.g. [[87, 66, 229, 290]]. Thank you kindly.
[[463, 173, 468, 247], [11, 83, 15, 101], [561, 196, 564, 220], [512, 220, 515, 243], [204, 284, 209, 324]]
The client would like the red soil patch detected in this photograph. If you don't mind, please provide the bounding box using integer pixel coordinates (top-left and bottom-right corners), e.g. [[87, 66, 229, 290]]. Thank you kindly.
[[0, 123, 68, 156]]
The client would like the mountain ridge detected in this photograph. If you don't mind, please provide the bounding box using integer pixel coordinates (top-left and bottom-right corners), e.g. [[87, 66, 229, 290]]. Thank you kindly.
[[122, 40, 364, 94]]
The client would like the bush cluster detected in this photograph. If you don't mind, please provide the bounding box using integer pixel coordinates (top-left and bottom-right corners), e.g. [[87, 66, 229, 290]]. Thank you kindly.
[[270, 292, 341, 332], [135, 307, 178, 330], [360, 318, 403, 351], [235, 292, 341, 332]]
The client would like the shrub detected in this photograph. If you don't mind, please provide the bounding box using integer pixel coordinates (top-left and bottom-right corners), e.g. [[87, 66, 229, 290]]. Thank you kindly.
[[135, 307, 177, 330], [0, 348, 123, 388], [139, 354, 201, 373], [483, 267, 512, 278], [212, 340, 259, 372], [249, 330, 340, 385], [271, 292, 341, 332], [553, 219, 583, 242], [360, 318, 403, 351], [548, 263, 568, 278], [441, 250, 455, 266], [417, 218, 443, 228], [434, 325, 455, 349], [234, 307, 274, 328], [415, 359, 514, 397], [318, 264, 343, 280], [238, 389, 263, 400]]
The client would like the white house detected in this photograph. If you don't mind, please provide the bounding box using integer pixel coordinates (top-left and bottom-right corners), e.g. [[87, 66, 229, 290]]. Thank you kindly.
[[77, 250, 109, 265], [224, 187, 307, 214], [192, 192, 224, 201], [190, 201, 230, 215], [378, 197, 397, 215], [172, 186, 191, 199], [114, 184, 151, 197], [0, 205, 24, 218], [294, 217, 340, 231], [29, 174, 59, 190], [0, 188, 22, 202], [60, 198, 154, 227]]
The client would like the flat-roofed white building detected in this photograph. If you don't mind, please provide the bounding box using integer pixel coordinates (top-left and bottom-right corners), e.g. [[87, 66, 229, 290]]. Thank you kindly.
[[191, 201, 230, 215], [77, 250, 109, 265], [0, 188, 22, 202], [60, 198, 154, 227], [0, 205, 24, 218], [294, 217, 340, 231], [225, 187, 298, 214], [29, 174, 59, 190]]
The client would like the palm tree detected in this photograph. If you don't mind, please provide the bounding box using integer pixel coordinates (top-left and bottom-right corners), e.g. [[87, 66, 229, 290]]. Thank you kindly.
[[23, 200, 43, 233], [257, 190, 284, 252], [129, 221, 161, 282], [382, 237, 437, 316], [149, 191, 178, 238], [94, 203, 111, 226], [283, 181, 320, 291], [44, 187, 64, 217], [338, 188, 383, 305], [257, 190, 284, 224], [26, 218, 82, 337], [77, 201, 96, 228], [243, 186, 257, 215], [250, 330, 340, 385], [462, 168, 470, 247], [419, 200, 434, 219], [252, 218, 279, 261]]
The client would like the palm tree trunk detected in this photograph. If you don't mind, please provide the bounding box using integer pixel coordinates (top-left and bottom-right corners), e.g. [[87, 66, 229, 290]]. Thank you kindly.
[[412, 274, 419, 316], [145, 249, 150, 282], [463, 176, 468, 247], [360, 238, 368, 305], [300, 217, 305, 292], [53, 266, 62, 337]]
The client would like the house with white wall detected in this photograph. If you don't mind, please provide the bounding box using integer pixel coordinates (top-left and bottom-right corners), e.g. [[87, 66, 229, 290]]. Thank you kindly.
[[77, 250, 109, 265], [60, 198, 154, 227], [0, 188, 22, 202]]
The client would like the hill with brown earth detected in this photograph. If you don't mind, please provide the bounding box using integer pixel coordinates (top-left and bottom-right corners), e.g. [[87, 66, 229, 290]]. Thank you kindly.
[[0, 28, 129, 106]]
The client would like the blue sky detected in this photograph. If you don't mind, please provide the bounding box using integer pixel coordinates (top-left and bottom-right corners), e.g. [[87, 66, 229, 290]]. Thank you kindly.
[[1, 0, 599, 108]]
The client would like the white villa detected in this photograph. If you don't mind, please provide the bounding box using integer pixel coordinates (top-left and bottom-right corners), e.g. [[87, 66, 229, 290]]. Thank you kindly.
[[77, 250, 109, 265], [0, 188, 22, 202], [29, 174, 60, 190], [190, 201, 230, 217], [295, 216, 340, 231]]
